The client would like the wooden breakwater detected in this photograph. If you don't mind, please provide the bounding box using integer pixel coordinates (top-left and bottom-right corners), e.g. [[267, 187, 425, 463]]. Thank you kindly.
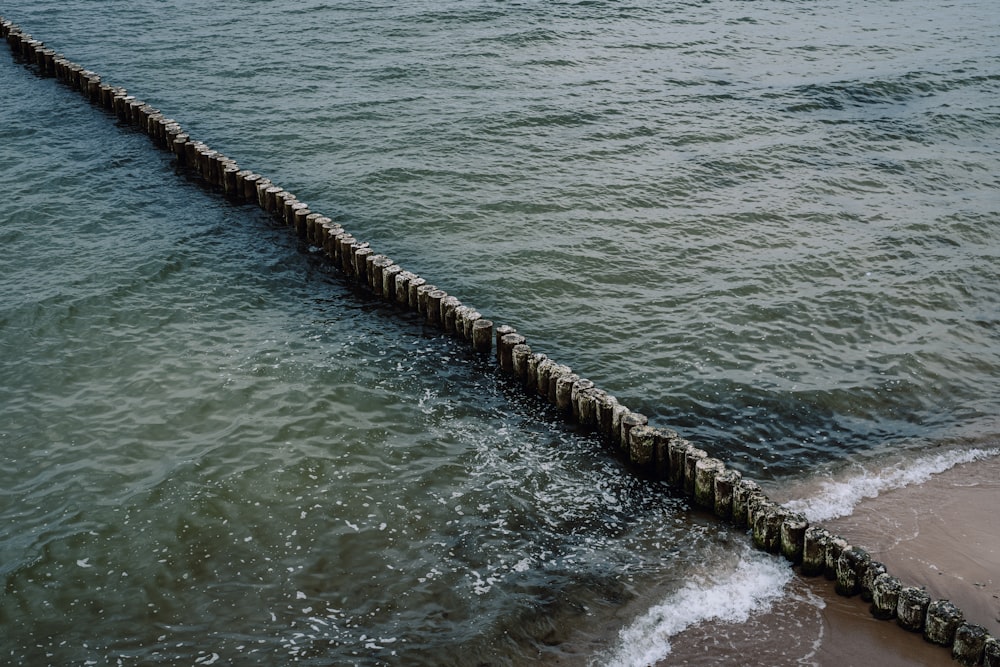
[[2, 18, 997, 666]]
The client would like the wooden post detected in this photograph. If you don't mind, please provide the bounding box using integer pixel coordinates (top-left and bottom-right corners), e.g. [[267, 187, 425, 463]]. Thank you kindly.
[[472, 319, 493, 354], [984, 637, 1000, 667], [494, 325, 517, 363], [499, 333, 526, 374], [511, 344, 532, 381], [463, 310, 482, 340], [824, 535, 848, 580], [694, 457, 724, 508], [536, 359, 556, 400], [570, 378, 594, 421], [555, 372, 580, 414], [835, 545, 870, 596], [371, 256, 394, 295], [860, 560, 886, 602], [683, 447, 708, 497], [577, 387, 603, 428], [896, 587, 931, 632], [353, 245, 373, 282], [383, 265, 403, 303], [870, 572, 902, 620], [414, 283, 435, 315], [713, 468, 741, 520], [652, 428, 678, 480], [425, 289, 446, 324], [751, 500, 782, 553], [952, 624, 988, 666], [628, 425, 655, 468], [801, 525, 830, 576], [924, 600, 964, 647], [596, 394, 619, 443], [407, 277, 427, 310], [779, 512, 808, 563], [667, 438, 692, 489], [394, 271, 415, 305], [525, 352, 546, 394]]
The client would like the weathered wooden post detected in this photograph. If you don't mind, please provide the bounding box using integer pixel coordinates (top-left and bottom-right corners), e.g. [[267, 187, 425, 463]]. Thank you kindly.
[[693, 457, 724, 509], [472, 319, 493, 354], [667, 438, 692, 490], [383, 265, 404, 303], [779, 512, 808, 563], [499, 332, 526, 373], [860, 560, 887, 602], [924, 599, 964, 647], [511, 344, 532, 381], [683, 447, 708, 497], [555, 371, 580, 414], [824, 534, 848, 580], [984, 637, 1000, 667], [570, 378, 595, 422], [732, 478, 762, 530], [896, 587, 931, 632], [712, 467, 741, 520], [835, 545, 870, 596], [426, 290, 447, 326], [628, 425, 655, 468], [952, 623, 988, 666], [870, 572, 902, 620], [620, 412, 648, 452], [653, 428, 678, 480]]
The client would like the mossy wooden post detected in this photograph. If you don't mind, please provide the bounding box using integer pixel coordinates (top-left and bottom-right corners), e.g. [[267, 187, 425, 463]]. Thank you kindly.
[[713, 468, 741, 520], [896, 587, 930, 632], [780, 512, 808, 563], [463, 310, 482, 340], [983, 637, 1000, 667], [801, 525, 830, 576], [628, 425, 655, 468], [372, 256, 394, 296], [693, 457, 724, 509], [824, 534, 848, 580], [835, 545, 870, 596], [751, 500, 781, 553], [731, 478, 762, 529], [952, 623, 988, 666], [683, 447, 708, 498], [870, 572, 902, 620], [924, 600, 964, 647], [860, 560, 886, 602]]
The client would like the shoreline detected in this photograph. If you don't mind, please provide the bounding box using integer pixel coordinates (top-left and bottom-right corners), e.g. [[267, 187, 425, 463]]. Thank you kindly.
[[658, 449, 1000, 666]]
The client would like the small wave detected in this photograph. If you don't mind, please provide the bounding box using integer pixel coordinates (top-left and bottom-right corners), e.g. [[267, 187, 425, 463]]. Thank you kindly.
[[599, 547, 792, 667], [783, 446, 1000, 523]]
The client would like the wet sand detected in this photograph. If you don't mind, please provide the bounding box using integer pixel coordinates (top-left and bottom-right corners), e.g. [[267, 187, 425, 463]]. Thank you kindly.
[[661, 453, 1000, 666]]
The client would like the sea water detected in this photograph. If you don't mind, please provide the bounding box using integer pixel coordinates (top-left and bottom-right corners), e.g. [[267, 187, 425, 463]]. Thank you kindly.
[[2, 1, 998, 664]]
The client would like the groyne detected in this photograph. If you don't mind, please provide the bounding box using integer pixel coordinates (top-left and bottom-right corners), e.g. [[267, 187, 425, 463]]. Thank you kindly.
[[2, 18, 996, 666]]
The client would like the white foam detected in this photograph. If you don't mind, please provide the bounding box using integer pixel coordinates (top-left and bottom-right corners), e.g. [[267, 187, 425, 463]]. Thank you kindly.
[[600, 548, 792, 667], [783, 447, 1000, 523]]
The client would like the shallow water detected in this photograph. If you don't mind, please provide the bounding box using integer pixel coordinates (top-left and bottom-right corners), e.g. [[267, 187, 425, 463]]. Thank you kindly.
[[2, 0, 999, 664]]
